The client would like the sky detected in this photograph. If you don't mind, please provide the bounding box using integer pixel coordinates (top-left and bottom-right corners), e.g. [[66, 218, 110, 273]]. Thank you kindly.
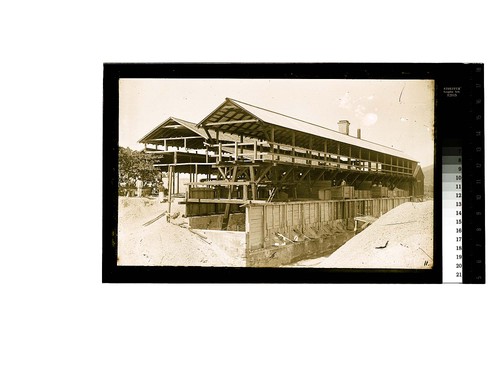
[[119, 79, 435, 167]]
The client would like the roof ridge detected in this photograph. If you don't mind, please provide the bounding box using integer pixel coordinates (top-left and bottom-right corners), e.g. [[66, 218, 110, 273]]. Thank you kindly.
[[170, 116, 197, 126], [227, 97, 405, 153], [228, 97, 327, 129]]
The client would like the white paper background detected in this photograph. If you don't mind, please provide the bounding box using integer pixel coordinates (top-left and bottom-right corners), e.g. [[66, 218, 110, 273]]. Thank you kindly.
[[1, 1, 498, 374]]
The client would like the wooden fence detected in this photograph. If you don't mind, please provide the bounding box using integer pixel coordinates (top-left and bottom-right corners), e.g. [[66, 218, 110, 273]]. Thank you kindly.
[[245, 197, 411, 250]]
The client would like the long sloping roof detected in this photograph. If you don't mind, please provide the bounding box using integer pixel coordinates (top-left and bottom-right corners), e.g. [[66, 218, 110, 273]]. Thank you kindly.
[[200, 98, 417, 162]]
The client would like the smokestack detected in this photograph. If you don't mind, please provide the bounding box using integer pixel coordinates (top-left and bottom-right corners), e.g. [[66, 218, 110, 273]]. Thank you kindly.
[[338, 120, 350, 135], [357, 128, 361, 139]]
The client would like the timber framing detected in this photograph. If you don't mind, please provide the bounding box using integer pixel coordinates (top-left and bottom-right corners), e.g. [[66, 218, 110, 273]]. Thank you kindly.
[[137, 98, 424, 220]]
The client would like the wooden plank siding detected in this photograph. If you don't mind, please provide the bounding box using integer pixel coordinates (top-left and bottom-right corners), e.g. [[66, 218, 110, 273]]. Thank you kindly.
[[246, 197, 411, 250]]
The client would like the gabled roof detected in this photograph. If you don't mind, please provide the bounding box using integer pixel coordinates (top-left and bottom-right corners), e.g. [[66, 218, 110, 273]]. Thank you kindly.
[[138, 117, 204, 144], [138, 116, 243, 146], [199, 98, 418, 162]]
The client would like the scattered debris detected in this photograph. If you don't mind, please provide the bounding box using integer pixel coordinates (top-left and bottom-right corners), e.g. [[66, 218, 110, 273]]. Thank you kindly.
[[375, 240, 389, 249], [318, 201, 433, 269], [143, 211, 168, 226], [275, 232, 294, 243], [383, 221, 417, 226], [118, 197, 244, 266]]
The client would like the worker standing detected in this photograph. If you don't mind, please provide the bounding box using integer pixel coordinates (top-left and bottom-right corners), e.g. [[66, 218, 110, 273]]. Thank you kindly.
[[157, 179, 165, 202], [135, 176, 144, 197]]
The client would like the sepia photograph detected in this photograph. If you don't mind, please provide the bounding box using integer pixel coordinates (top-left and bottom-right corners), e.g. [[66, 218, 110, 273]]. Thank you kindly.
[[117, 78, 435, 269]]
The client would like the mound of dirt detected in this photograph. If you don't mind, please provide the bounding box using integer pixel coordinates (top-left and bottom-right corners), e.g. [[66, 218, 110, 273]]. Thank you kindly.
[[117, 197, 243, 267], [317, 201, 433, 269]]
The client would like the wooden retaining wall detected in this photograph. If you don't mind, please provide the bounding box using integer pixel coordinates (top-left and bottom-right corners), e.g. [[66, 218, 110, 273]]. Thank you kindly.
[[245, 197, 411, 251]]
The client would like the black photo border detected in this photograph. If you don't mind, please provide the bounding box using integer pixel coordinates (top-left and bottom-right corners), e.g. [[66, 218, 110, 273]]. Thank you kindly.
[[103, 63, 484, 284]]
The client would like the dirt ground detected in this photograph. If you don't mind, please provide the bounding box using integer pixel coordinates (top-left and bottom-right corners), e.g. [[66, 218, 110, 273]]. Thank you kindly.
[[317, 200, 434, 269], [117, 197, 242, 266], [118, 197, 433, 269]]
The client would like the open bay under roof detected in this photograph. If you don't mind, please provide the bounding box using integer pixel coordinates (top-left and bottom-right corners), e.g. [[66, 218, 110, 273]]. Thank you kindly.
[[138, 116, 242, 150], [198, 98, 418, 163]]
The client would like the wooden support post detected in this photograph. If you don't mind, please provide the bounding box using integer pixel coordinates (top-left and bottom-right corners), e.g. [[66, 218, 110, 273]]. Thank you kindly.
[[270, 126, 275, 162], [243, 184, 248, 201], [176, 171, 180, 194], [309, 136, 313, 165], [249, 166, 257, 200], [337, 143, 341, 167], [262, 206, 267, 248], [224, 166, 238, 222], [167, 165, 173, 221], [348, 145, 352, 169]]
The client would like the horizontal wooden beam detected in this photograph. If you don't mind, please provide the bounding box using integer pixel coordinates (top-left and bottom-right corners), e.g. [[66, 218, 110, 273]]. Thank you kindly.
[[185, 198, 247, 205], [204, 119, 259, 126], [154, 162, 215, 167], [186, 180, 250, 186], [152, 136, 204, 141]]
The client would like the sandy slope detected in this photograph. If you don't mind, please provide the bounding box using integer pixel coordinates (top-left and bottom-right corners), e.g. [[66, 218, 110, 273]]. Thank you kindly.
[[318, 201, 433, 269], [117, 197, 242, 266]]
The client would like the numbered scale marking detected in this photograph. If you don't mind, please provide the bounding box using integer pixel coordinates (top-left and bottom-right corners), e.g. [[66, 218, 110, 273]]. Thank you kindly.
[[442, 147, 462, 283]]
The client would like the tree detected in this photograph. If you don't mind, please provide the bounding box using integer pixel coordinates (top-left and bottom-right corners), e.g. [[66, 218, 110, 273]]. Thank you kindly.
[[118, 147, 162, 186]]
